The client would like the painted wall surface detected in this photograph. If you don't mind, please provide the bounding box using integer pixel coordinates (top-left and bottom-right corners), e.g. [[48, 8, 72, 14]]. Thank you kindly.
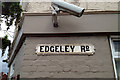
[[22, 14, 118, 34], [19, 36, 114, 78]]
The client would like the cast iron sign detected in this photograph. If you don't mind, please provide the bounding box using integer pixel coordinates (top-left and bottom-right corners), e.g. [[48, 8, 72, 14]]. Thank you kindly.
[[36, 44, 95, 55]]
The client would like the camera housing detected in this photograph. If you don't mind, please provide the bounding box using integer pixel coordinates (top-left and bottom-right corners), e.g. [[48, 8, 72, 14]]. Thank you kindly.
[[52, 0, 85, 17]]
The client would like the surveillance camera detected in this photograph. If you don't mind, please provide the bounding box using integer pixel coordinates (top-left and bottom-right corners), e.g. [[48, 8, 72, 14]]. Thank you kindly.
[[52, 0, 85, 17]]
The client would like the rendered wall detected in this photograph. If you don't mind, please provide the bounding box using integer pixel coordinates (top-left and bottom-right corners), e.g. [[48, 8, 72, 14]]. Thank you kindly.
[[22, 14, 118, 34]]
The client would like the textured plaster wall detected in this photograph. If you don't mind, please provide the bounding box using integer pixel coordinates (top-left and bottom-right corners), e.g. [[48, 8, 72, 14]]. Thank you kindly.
[[20, 36, 114, 78], [22, 0, 119, 13]]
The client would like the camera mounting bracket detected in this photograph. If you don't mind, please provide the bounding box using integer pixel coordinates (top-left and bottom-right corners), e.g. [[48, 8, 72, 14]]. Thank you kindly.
[[52, 4, 59, 27]]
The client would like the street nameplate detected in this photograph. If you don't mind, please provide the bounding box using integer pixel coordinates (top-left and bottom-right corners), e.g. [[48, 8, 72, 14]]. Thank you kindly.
[[36, 44, 95, 55]]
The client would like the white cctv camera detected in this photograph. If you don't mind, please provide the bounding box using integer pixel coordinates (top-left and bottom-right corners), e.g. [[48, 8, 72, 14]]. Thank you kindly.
[[52, 0, 85, 17]]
